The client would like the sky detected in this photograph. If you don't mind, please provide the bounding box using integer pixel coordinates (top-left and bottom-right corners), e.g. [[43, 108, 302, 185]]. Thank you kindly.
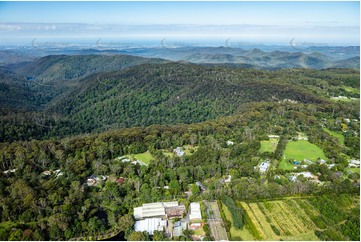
[[0, 1, 359, 45]]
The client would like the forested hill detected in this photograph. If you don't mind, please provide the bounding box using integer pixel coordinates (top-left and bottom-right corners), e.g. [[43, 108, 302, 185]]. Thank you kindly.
[[46, 62, 327, 132], [0, 54, 359, 142], [8, 54, 168, 82]]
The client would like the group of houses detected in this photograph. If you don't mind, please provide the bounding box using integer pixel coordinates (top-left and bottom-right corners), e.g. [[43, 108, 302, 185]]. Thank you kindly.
[[115, 156, 147, 166], [133, 201, 202, 238]]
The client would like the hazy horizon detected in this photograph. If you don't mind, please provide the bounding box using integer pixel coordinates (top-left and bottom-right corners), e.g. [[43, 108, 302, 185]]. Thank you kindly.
[[0, 1, 359, 46]]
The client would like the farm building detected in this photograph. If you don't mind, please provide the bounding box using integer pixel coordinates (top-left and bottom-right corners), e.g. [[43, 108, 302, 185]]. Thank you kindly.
[[134, 218, 167, 235], [189, 202, 202, 221], [134, 201, 183, 220], [165, 205, 186, 218]]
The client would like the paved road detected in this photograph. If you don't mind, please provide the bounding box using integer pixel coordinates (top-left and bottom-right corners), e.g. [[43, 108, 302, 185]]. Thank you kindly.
[[204, 201, 228, 241]]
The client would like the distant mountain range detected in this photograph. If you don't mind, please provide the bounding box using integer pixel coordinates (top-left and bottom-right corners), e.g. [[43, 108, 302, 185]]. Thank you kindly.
[[0, 45, 359, 69]]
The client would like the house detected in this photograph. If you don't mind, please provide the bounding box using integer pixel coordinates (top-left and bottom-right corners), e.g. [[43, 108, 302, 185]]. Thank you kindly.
[[173, 147, 185, 157], [87, 178, 97, 186], [189, 202, 202, 221], [134, 201, 182, 220], [348, 159, 360, 168], [116, 177, 125, 184], [268, 135, 280, 138], [188, 223, 202, 230], [296, 172, 314, 179], [195, 181, 206, 191], [288, 176, 297, 182], [226, 140, 234, 146], [318, 159, 326, 164], [134, 218, 167, 235], [301, 165, 308, 169], [42, 170, 52, 176], [56, 172, 64, 177], [259, 161, 270, 173], [173, 221, 183, 237], [224, 175, 232, 183], [86, 175, 98, 186], [3, 169, 17, 174], [173, 220, 187, 237], [303, 159, 313, 164], [327, 164, 336, 169], [274, 175, 280, 180]]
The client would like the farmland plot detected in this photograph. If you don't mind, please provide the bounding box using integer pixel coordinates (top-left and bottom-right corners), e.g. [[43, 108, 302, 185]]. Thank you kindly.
[[239, 199, 319, 240]]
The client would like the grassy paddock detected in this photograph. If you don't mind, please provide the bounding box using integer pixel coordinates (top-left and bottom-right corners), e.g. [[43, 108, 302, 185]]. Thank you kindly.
[[323, 128, 344, 145], [278, 159, 294, 170], [259, 138, 279, 153], [125, 150, 154, 165], [284, 140, 327, 162]]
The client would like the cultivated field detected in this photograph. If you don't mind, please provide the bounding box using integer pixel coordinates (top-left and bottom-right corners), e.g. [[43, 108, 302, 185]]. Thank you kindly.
[[230, 195, 360, 241], [283, 140, 327, 162], [238, 199, 319, 241]]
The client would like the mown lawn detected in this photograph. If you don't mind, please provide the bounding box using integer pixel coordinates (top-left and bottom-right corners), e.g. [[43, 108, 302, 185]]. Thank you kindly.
[[259, 138, 279, 153], [284, 140, 327, 162], [125, 150, 153, 165], [323, 128, 344, 145], [278, 159, 294, 170]]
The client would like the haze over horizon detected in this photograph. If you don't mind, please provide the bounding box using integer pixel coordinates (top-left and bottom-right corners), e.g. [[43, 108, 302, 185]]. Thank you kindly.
[[0, 1, 359, 46]]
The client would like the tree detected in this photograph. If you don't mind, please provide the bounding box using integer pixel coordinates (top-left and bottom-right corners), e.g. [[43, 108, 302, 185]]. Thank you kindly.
[[153, 230, 167, 241], [169, 180, 181, 195], [191, 184, 200, 196], [119, 214, 135, 232], [127, 231, 147, 241]]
